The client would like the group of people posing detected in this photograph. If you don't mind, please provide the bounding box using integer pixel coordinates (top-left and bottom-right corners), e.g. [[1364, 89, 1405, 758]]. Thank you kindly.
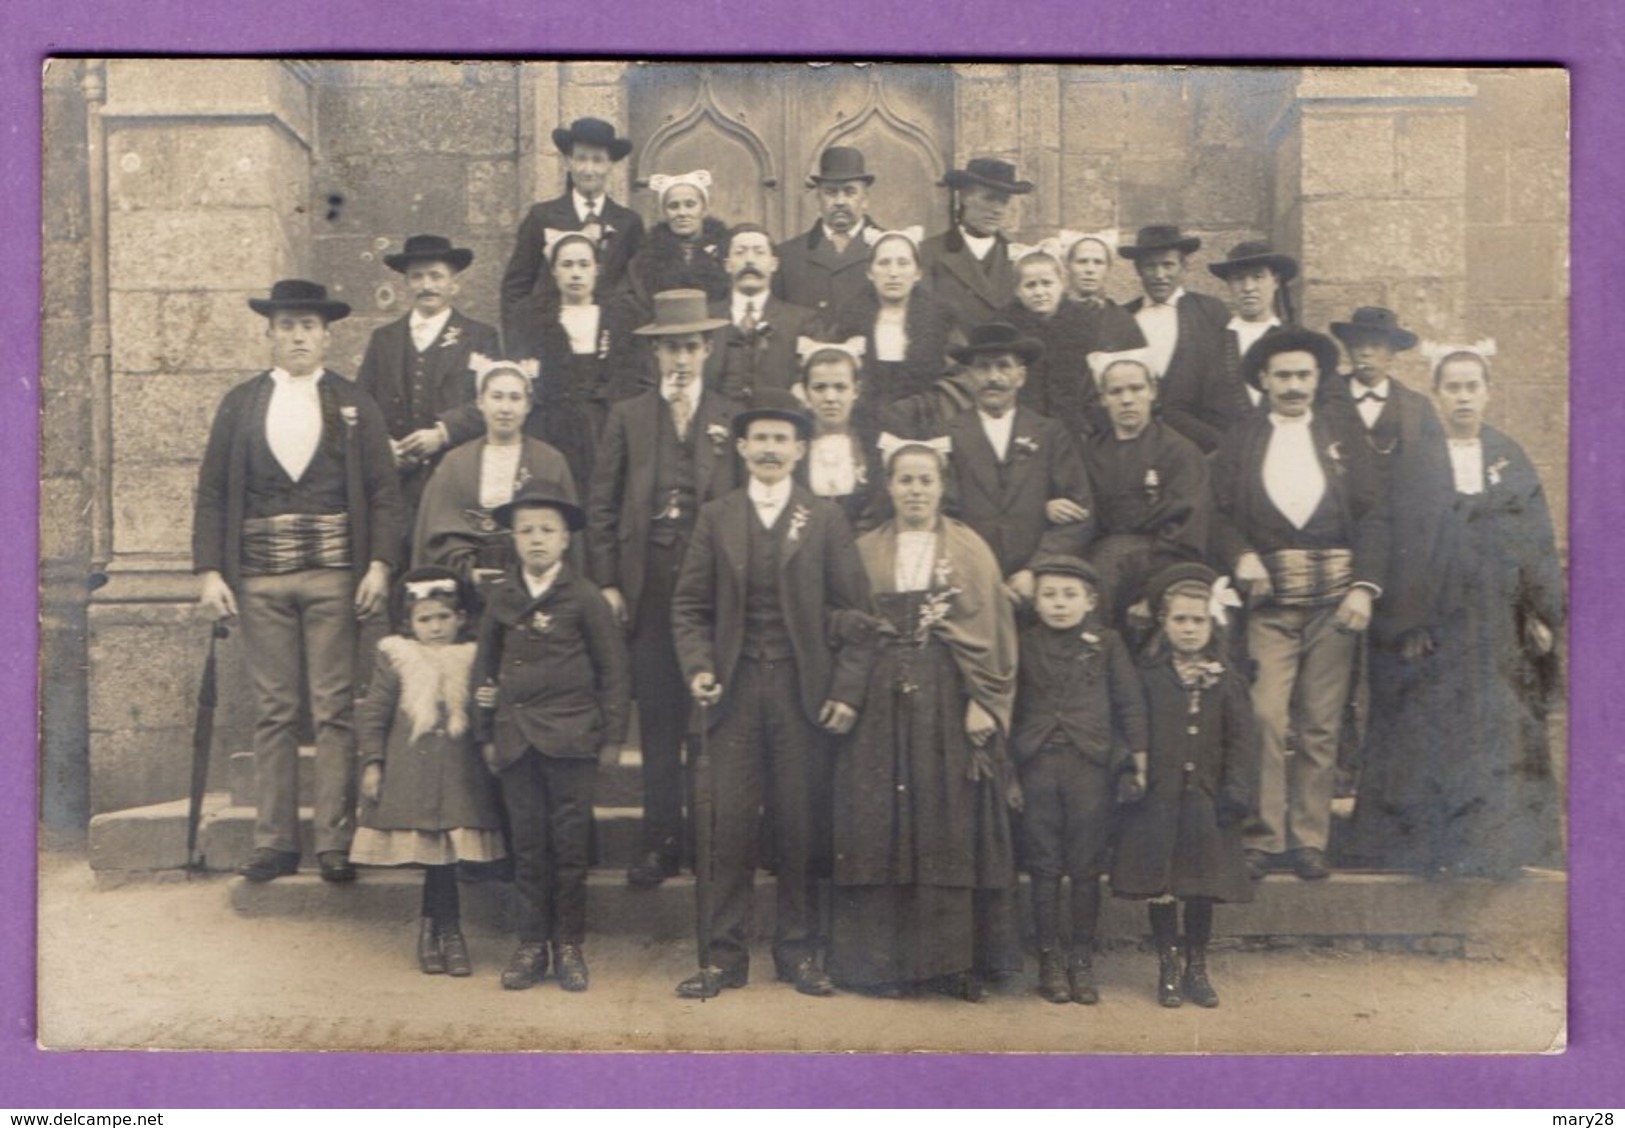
[[192, 116, 1565, 1011]]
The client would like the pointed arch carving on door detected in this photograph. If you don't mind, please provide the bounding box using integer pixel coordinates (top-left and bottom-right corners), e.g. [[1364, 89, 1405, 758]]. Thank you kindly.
[[631, 67, 779, 229], [803, 68, 946, 184]]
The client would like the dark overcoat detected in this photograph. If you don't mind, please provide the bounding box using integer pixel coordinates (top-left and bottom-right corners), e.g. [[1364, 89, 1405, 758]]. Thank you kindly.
[[919, 227, 1017, 329], [1124, 290, 1234, 453], [356, 309, 501, 442], [703, 294, 819, 401], [773, 218, 882, 318]]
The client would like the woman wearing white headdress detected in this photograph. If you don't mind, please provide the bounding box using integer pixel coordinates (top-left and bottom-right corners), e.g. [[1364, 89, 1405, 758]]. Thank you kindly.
[[627, 169, 732, 308]]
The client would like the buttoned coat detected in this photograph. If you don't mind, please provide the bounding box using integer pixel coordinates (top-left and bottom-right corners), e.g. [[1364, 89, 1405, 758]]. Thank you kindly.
[[1125, 290, 1234, 453], [703, 294, 819, 401], [355, 309, 502, 443], [1011, 621, 1149, 767], [584, 386, 742, 624], [472, 561, 631, 770], [500, 193, 645, 348], [919, 228, 1017, 330], [192, 369, 404, 588], [943, 407, 1095, 576], [773, 218, 882, 318], [670, 484, 872, 731]]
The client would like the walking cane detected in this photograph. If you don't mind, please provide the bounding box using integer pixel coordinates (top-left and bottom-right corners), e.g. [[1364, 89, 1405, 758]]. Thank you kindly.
[[186, 622, 230, 871], [692, 700, 716, 973]]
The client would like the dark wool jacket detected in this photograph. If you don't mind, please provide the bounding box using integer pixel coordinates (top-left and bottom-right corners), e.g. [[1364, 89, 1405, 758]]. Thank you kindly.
[[1012, 619, 1149, 766], [919, 226, 1017, 330], [823, 283, 963, 431], [355, 309, 501, 441], [1125, 289, 1234, 453], [192, 370, 404, 588], [628, 217, 733, 310], [472, 561, 631, 768], [1003, 299, 1111, 440], [772, 217, 883, 317]]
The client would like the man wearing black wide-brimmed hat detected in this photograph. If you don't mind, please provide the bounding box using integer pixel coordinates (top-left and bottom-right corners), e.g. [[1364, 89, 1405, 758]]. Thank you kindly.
[[194, 280, 404, 884], [920, 158, 1035, 330], [356, 234, 501, 550], [501, 117, 645, 349], [1198, 239, 1300, 443], [1122, 224, 1233, 453], [774, 146, 885, 317]]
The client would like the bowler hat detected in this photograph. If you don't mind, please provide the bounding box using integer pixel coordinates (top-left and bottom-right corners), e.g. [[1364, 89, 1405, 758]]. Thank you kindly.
[[1207, 240, 1298, 284], [551, 117, 633, 162], [941, 158, 1034, 196], [949, 321, 1046, 367], [732, 386, 813, 441], [1144, 562, 1219, 611], [632, 289, 730, 336], [807, 146, 875, 187], [1030, 554, 1099, 589], [247, 279, 351, 322], [492, 482, 586, 532], [383, 234, 474, 274], [1119, 225, 1202, 261], [1329, 306, 1419, 352], [1239, 327, 1342, 391]]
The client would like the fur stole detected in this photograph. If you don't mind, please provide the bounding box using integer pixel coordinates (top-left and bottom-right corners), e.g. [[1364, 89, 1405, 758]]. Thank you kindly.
[[829, 284, 961, 403], [632, 217, 732, 303], [378, 635, 475, 742]]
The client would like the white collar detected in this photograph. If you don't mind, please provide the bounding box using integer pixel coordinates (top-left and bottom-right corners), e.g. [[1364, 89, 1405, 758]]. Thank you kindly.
[[960, 226, 997, 260], [270, 366, 319, 387], [1268, 409, 1314, 428], [522, 561, 563, 600], [731, 290, 769, 320], [573, 189, 605, 220], [821, 221, 860, 247], [1144, 287, 1186, 309], [660, 376, 702, 407], [1351, 375, 1392, 398], [747, 476, 793, 508], [1226, 314, 1279, 333], [410, 306, 453, 333]]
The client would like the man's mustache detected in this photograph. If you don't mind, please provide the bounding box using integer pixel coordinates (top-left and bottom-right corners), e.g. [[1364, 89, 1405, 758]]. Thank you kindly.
[[736, 265, 767, 278], [753, 454, 784, 465]]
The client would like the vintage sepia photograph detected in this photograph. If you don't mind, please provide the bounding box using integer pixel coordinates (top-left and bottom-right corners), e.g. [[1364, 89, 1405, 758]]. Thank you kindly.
[[36, 59, 1568, 1054]]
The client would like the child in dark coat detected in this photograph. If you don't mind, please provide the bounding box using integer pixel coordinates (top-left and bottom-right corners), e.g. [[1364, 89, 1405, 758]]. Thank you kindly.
[[473, 485, 631, 994], [351, 566, 506, 977], [1011, 555, 1148, 1005], [1112, 562, 1257, 1009]]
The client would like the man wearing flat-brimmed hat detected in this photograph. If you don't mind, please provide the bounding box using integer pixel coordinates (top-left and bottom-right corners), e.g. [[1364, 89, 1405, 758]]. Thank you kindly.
[[774, 147, 884, 317], [1211, 329, 1389, 884], [920, 158, 1035, 329], [586, 290, 742, 889], [1122, 225, 1233, 453], [942, 322, 1095, 605], [194, 280, 404, 884], [1192, 240, 1301, 446], [356, 234, 501, 551], [501, 117, 645, 347], [670, 387, 871, 999]]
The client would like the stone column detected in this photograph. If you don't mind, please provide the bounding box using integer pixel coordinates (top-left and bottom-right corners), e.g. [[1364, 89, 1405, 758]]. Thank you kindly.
[[950, 63, 1061, 238], [86, 60, 314, 814]]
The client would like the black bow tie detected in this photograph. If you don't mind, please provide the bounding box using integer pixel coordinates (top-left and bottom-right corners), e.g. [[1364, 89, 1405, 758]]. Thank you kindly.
[[1356, 391, 1387, 404]]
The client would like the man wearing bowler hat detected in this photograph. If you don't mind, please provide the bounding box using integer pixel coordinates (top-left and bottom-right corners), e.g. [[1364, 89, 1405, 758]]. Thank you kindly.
[[921, 158, 1035, 330], [501, 117, 645, 350], [356, 234, 501, 550], [194, 280, 404, 883], [669, 387, 871, 999], [1211, 329, 1389, 882], [774, 147, 884, 317], [1122, 225, 1233, 453], [942, 322, 1095, 605], [586, 290, 742, 888]]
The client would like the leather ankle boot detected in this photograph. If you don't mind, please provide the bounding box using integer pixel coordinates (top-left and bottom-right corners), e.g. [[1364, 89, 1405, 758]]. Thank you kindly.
[[417, 918, 446, 975], [1183, 946, 1219, 1008], [1037, 949, 1071, 1004], [1067, 946, 1099, 1005], [1157, 944, 1184, 1008]]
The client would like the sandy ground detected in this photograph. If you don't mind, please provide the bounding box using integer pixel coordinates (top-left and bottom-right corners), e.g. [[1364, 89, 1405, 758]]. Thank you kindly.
[[36, 851, 1565, 1055]]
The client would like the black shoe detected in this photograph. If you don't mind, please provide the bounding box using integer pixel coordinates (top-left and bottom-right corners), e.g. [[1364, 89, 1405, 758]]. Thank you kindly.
[[1067, 949, 1099, 1006], [417, 918, 446, 975], [929, 972, 987, 1003], [236, 848, 299, 883], [676, 964, 748, 999], [554, 943, 589, 992], [317, 851, 357, 883], [626, 851, 680, 888], [1183, 951, 1219, 1008], [1244, 849, 1272, 882], [776, 956, 835, 997], [1291, 846, 1331, 881], [501, 942, 549, 991], [1157, 946, 1184, 1008], [440, 929, 472, 978], [1037, 950, 1071, 1004]]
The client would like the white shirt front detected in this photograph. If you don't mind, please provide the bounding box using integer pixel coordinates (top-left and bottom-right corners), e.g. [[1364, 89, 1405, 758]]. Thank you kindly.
[[1262, 411, 1326, 530], [731, 291, 768, 330], [875, 307, 908, 362], [573, 189, 605, 225], [1448, 438, 1485, 496], [978, 409, 1016, 462], [893, 530, 938, 593], [522, 560, 562, 601], [559, 304, 601, 355], [265, 368, 323, 483], [478, 443, 524, 510], [1228, 316, 1278, 406], [808, 433, 860, 497], [960, 227, 996, 262], [409, 307, 452, 353], [1135, 287, 1184, 380], [747, 476, 794, 529], [1352, 377, 1392, 430]]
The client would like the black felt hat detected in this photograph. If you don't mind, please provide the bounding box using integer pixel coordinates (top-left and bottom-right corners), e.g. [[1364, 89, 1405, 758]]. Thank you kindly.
[[1119, 224, 1202, 261], [492, 483, 586, 532], [731, 386, 813, 441], [383, 234, 474, 274], [551, 117, 633, 162], [247, 279, 351, 322], [949, 321, 1046, 367], [1144, 562, 1219, 611], [1207, 239, 1299, 284], [1329, 306, 1419, 352], [807, 146, 875, 187], [1030, 554, 1100, 588], [1239, 328, 1342, 391], [941, 158, 1034, 195]]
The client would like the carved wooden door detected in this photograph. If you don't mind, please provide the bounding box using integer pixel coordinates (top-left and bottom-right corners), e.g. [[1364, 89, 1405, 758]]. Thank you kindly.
[[627, 63, 954, 243]]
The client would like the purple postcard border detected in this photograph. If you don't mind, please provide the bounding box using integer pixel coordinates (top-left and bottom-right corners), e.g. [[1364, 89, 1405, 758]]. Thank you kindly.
[[4, 0, 1621, 1109]]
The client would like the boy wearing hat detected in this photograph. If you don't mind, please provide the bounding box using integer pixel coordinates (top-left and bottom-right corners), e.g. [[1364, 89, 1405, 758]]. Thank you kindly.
[[1012, 554, 1149, 1005], [774, 146, 883, 316], [920, 158, 1035, 329], [501, 117, 645, 346], [586, 289, 742, 888], [356, 234, 501, 545], [194, 280, 404, 883], [1121, 225, 1233, 453], [941, 322, 1095, 604], [1212, 329, 1389, 882], [473, 484, 630, 993], [669, 388, 871, 999]]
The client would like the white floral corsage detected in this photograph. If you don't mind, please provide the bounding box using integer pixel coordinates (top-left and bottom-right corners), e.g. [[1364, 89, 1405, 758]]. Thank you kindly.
[[787, 504, 812, 543], [1013, 435, 1040, 457], [706, 423, 730, 449], [441, 326, 462, 349], [1325, 441, 1343, 464], [339, 405, 358, 427], [1488, 456, 1509, 486], [597, 330, 611, 360], [530, 610, 553, 634]]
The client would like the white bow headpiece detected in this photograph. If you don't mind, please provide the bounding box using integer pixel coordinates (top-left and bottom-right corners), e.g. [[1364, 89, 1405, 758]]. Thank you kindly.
[[862, 225, 925, 250], [1087, 347, 1159, 382], [876, 431, 952, 465], [1007, 236, 1070, 265], [543, 227, 597, 260], [1062, 229, 1119, 257], [796, 336, 868, 367], [469, 352, 540, 386], [403, 578, 460, 603], [1420, 337, 1498, 374], [1208, 576, 1243, 628], [648, 169, 713, 204]]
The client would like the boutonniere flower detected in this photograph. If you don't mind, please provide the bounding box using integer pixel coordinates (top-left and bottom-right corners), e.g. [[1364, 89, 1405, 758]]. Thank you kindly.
[[1144, 469, 1160, 490], [1080, 630, 1102, 646], [1325, 441, 1344, 464], [339, 406, 358, 427], [854, 458, 869, 488], [1013, 435, 1040, 458], [787, 504, 812, 543], [916, 575, 964, 643], [440, 326, 462, 349], [702, 244, 718, 258], [1487, 456, 1509, 487], [705, 423, 730, 450], [513, 464, 532, 491], [597, 329, 611, 360], [530, 610, 554, 634], [932, 556, 956, 590]]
